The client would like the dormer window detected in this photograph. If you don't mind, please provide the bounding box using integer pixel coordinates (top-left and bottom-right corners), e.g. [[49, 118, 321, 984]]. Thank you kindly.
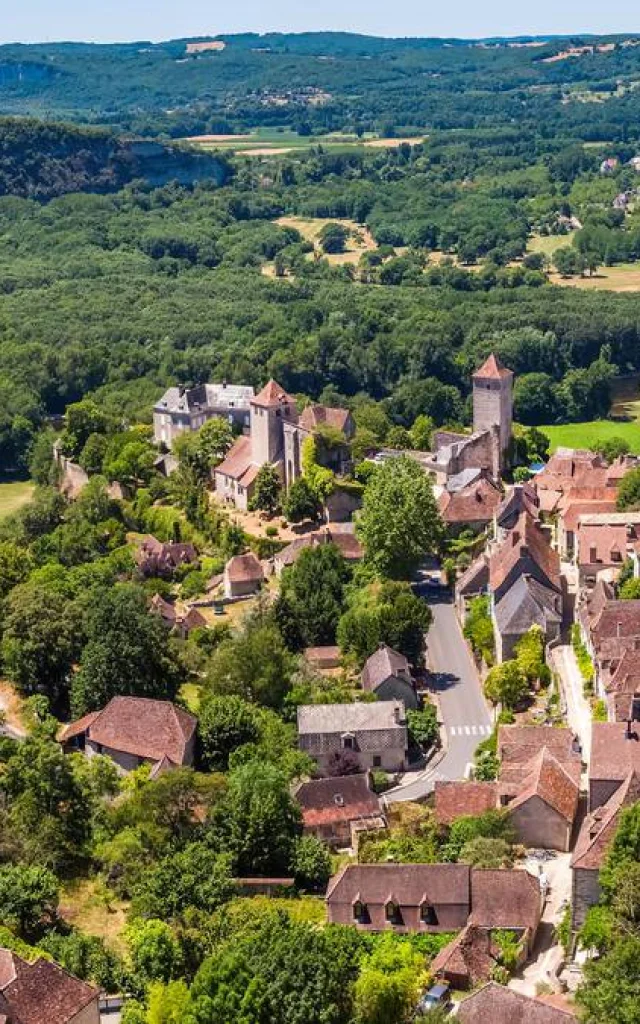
[[385, 900, 401, 924], [353, 899, 367, 923], [334, 793, 345, 807], [341, 732, 355, 750], [420, 902, 438, 926]]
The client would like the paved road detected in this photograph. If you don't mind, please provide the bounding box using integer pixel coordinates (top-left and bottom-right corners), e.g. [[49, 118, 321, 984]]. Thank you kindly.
[[385, 592, 493, 803]]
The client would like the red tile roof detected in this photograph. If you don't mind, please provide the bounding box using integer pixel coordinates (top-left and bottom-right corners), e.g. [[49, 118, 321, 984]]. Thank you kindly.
[[434, 781, 498, 825], [590, 722, 640, 786], [298, 405, 352, 434], [590, 599, 640, 652], [489, 512, 560, 596], [572, 769, 640, 870], [431, 924, 499, 987], [469, 869, 541, 933], [326, 862, 470, 908], [251, 379, 296, 409], [295, 773, 382, 827], [439, 478, 502, 525], [0, 952, 98, 1024], [498, 725, 579, 766], [60, 696, 196, 765], [508, 748, 579, 824], [577, 521, 629, 566], [214, 434, 255, 483], [560, 499, 617, 534], [225, 551, 264, 583], [473, 353, 513, 380], [458, 982, 577, 1022]]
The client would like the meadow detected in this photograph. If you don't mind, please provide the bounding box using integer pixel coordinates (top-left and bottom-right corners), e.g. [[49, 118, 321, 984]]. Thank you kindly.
[[0, 480, 34, 520]]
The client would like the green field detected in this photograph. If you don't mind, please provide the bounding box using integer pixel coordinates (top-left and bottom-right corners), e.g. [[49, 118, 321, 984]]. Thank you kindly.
[[540, 419, 640, 453], [527, 232, 576, 257], [185, 128, 425, 155], [0, 480, 34, 520]]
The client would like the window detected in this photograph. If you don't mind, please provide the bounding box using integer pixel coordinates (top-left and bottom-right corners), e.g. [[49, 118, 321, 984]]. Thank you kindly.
[[420, 903, 438, 926], [341, 732, 355, 750], [353, 900, 367, 923], [372, 756, 382, 768], [385, 901, 401, 924]]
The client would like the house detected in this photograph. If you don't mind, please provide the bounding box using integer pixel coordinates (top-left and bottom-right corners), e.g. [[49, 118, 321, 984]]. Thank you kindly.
[[293, 773, 384, 848], [498, 725, 581, 786], [571, 769, 640, 929], [326, 864, 541, 940], [434, 781, 499, 825], [0, 948, 100, 1024], [575, 512, 640, 583], [454, 553, 489, 617], [458, 982, 577, 1023], [153, 382, 255, 448], [304, 646, 342, 670], [274, 528, 363, 576], [133, 535, 198, 578], [578, 588, 640, 698], [213, 379, 354, 510], [533, 449, 608, 515], [489, 512, 562, 661], [494, 482, 539, 540], [223, 551, 264, 598], [588, 720, 640, 810], [326, 863, 471, 932], [600, 644, 640, 721], [431, 869, 542, 990], [556, 498, 618, 559], [324, 485, 362, 523], [58, 696, 197, 774], [360, 644, 418, 710], [149, 594, 206, 638], [297, 700, 409, 775], [502, 748, 579, 852], [438, 477, 502, 533]]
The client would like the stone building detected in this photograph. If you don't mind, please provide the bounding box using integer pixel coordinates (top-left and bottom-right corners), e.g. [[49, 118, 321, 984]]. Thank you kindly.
[[0, 948, 100, 1024], [153, 382, 255, 448], [214, 380, 354, 511], [297, 700, 409, 775], [360, 644, 418, 710]]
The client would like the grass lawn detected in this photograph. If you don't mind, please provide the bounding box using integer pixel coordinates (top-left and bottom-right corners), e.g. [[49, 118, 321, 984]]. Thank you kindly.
[[0, 480, 34, 520], [59, 879, 129, 954], [275, 215, 377, 266], [527, 232, 576, 257], [550, 263, 640, 292], [179, 681, 203, 713], [540, 418, 640, 453]]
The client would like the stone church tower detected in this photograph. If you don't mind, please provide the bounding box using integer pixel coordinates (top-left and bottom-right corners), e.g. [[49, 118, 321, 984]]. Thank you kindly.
[[472, 353, 514, 470], [249, 379, 294, 467]]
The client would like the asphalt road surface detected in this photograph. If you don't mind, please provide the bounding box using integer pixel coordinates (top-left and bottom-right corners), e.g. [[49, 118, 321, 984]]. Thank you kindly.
[[385, 591, 493, 803]]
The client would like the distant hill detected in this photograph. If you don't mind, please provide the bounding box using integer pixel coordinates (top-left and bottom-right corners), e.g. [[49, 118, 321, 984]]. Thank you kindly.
[[1, 32, 640, 141], [0, 118, 233, 199]]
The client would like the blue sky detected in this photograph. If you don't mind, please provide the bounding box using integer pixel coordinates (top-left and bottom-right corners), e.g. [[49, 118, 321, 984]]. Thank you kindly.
[[2, 1, 639, 44]]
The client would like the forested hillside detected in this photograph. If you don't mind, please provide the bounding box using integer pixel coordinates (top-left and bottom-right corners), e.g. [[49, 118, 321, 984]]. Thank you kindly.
[[0, 118, 232, 199], [2, 32, 640, 139]]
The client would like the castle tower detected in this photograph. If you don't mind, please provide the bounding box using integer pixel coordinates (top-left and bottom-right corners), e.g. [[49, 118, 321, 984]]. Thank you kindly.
[[472, 353, 513, 471], [250, 379, 295, 467]]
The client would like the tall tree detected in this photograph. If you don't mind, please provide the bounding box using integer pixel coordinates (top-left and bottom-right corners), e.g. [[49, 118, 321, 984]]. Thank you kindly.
[[357, 457, 444, 578]]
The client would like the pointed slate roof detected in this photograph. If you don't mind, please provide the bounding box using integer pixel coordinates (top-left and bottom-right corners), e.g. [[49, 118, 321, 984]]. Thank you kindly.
[[361, 644, 411, 693], [473, 353, 513, 380], [493, 574, 561, 636], [572, 769, 640, 870]]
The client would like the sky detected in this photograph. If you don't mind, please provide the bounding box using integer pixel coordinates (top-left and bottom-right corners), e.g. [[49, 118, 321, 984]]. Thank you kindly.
[[2, 1, 640, 45]]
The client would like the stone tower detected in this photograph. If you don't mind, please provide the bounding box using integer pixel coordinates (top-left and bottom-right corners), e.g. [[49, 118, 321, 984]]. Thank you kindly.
[[250, 379, 295, 467], [472, 353, 513, 470]]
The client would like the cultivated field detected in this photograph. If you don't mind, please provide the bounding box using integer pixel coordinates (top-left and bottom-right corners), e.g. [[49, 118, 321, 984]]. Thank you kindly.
[[0, 480, 34, 520], [185, 129, 425, 155]]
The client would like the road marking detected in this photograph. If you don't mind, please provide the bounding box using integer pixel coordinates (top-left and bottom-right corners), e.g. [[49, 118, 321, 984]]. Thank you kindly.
[[449, 724, 492, 737], [471, 725, 477, 735], [464, 726, 471, 735]]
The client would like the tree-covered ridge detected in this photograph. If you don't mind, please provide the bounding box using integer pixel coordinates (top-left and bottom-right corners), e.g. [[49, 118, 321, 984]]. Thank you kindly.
[[0, 117, 232, 199], [2, 32, 640, 140]]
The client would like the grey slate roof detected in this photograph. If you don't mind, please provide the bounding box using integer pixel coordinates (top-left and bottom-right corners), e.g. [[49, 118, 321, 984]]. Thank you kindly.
[[155, 382, 254, 414], [361, 645, 410, 693], [297, 700, 406, 734], [494, 574, 561, 635]]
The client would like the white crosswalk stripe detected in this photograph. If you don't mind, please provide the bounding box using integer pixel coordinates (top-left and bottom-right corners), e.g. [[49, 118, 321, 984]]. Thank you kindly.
[[449, 724, 491, 737]]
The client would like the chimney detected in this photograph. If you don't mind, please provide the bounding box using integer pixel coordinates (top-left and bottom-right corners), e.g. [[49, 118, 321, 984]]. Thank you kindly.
[[178, 385, 186, 398], [618, 621, 623, 638]]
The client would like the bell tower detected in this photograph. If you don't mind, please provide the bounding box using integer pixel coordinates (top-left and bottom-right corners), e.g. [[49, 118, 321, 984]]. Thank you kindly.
[[250, 379, 295, 466], [472, 353, 513, 470]]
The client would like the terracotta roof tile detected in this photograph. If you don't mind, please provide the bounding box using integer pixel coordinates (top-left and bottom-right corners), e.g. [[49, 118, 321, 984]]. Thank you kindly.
[[62, 696, 196, 765], [214, 435, 255, 482], [295, 774, 381, 827], [326, 862, 471, 907], [298, 405, 352, 434], [431, 924, 499, 986], [252, 379, 296, 409], [508, 748, 579, 824], [469, 869, 541, 932], [590, 722, 640, 786], [434, 781, 498, 825], [439, 478, 502, 525], [572, 769, 640, 870], [489, 512, 560, 596], [473, 353, 513, 380], [498, 725, 579, 765], [225, 551, 264, 584], [590, 599, 640, 651], [458, 982, 577, 1022], [0, 952, 98, 1024]]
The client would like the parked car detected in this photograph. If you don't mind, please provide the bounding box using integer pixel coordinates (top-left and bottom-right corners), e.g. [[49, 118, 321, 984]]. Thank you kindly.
[[416, 982, 452, 1016]]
